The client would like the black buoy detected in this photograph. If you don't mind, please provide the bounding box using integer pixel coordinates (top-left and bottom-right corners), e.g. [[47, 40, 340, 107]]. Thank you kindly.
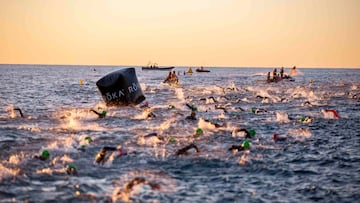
[[96, 68, 145, 106]]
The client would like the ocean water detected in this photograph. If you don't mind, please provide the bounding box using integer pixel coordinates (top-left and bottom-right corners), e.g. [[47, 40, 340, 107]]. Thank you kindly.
[[0, 64, 359, 202]]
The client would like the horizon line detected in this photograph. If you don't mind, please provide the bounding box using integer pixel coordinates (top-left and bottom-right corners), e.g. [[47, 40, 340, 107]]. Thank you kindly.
[[0, 63, 359, 69]]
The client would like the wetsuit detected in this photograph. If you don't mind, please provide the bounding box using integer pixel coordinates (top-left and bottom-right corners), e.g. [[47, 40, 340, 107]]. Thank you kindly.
[[176, 143, 199, 155]]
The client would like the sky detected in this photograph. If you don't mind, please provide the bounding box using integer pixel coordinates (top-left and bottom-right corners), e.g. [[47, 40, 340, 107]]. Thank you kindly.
[[0, 0, 359, 68]]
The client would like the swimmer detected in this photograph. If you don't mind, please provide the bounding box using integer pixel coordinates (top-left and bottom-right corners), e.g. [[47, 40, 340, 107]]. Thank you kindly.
[[90, 109, 107, 118], [272, 133, 287, 142], [302, 101, 312, 107], [251, 108, 267, 114], [232, 128, 256, 138], [34, 149, 50, 161], [299, 116, 313, 123], [115, 146, 128, 157], [95, 146, 127, 164], [176, 143, 199, 156], [203, 119, 227, 128], [168, 104, 176, 109], [13, 108, 24, 118], [256, 95, 268, 100], [142, 132, 164, 143], [66, 164, 78, 175], [186, 110, 197, 120], [322, 109, 340, 119], [228, 140, 250, 152], [186, 103, 198, 111], [122, 177, 160, 194], [140, 101, 149, 108], [215, 105, 228, 113], [193, 128, 203, 138], [147, 111, 156, 118], [95, 148, 108, 164], [200, 96, 218, 103]]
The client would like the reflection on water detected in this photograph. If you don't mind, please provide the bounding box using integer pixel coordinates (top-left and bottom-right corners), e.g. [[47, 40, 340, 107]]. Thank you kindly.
[[0, 65, 359, 202]]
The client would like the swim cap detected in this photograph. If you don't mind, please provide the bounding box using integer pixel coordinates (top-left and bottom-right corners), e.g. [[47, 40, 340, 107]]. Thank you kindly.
[[192, 105, 198, 111], [67, 164, 77, 175], [300, 117, 306, 122], [242, 140, 250, 149], [85, 136, 93, 143], [101, 110, 107, 117], [195, 128, 203, 135], [169, 137, 176, 142], [248, 129, 256, 137], [251, 108, 256, 113], [41, 150, 50, 160], [67, 164, 77, 170], [168, 105, 176, 109]]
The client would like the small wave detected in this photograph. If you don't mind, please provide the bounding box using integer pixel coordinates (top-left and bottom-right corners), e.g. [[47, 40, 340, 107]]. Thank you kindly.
[[274, 112, 291, 123], [288, 128, 312, 140], [0, 163, 21, 181]]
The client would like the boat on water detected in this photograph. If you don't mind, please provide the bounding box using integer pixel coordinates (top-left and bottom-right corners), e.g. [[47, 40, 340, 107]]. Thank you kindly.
[[267, 75, 294, 83], [142, 62, 175, 71], [163, 71, 180, 86], [196, 66, 210, 72]]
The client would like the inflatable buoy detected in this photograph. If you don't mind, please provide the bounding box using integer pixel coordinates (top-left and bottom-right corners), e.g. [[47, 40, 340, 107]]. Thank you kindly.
[[96, 68, 145, 106], [79, 80, 84, 85]]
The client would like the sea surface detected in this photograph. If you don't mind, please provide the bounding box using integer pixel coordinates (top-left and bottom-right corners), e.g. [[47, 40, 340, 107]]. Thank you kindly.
[[0, 64, 359, 202]]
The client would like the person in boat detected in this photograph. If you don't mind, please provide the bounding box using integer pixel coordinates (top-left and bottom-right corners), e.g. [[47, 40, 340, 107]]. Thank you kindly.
[[272, 68, 277, 81], [280, 67, 284, 78], [172, 71, 178, 80], [266, 72, 271, 82], [164, 71, 172, 83], [290, 66, 297, 75]]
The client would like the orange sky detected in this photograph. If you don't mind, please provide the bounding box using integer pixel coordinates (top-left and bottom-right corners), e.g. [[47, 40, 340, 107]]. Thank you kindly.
[[0, 0, 359, 68]]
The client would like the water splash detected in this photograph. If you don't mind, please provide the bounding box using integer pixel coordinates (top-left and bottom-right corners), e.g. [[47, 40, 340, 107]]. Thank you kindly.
[[0, 163, 21, 181], [274, 112, 290, 123]]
